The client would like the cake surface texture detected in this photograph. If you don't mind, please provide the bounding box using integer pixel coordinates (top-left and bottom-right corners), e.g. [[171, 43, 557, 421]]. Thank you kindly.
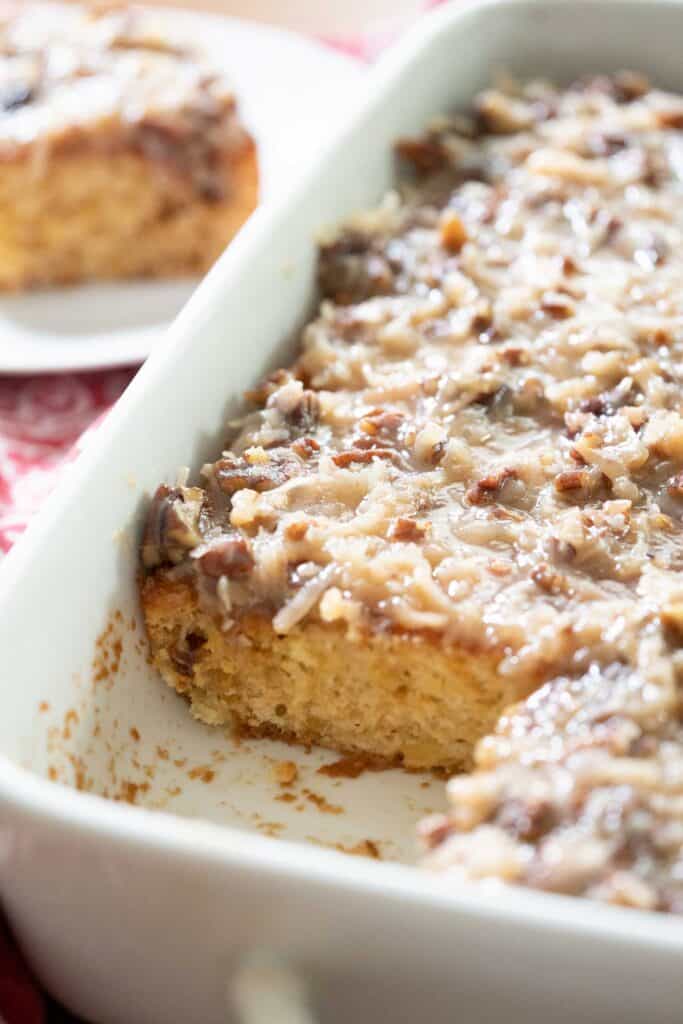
[[0, 2, 257, 289], [142, 71, 683, 911]]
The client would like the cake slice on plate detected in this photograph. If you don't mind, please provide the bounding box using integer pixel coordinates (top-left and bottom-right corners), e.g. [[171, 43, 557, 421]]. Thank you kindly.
[[0, 3, 258, 289]]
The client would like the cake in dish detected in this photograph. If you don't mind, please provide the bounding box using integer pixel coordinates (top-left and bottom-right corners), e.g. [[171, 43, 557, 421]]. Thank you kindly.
[[0, 3, 258, 290], [142, 72, 683, 909]]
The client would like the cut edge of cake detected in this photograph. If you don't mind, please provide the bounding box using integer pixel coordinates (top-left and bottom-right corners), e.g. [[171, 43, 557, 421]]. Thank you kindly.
[[141, 573, 535, 773]]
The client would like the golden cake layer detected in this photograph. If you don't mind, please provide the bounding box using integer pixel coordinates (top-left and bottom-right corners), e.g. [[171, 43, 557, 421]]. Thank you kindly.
[[142, 575, 517, 772]]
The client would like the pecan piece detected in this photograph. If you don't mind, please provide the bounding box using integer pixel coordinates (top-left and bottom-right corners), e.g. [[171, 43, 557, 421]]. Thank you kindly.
[[497, 798, 556, 842], [579, 396, 608, 417], [656, 109, 683, 130], [332, 447, 398, 468], [561, 255, 579, 276], [141, 485, 203, 569], [530, 562, 571, 596], [194, 535, 254, 579], [285, 521, 309, 542], [579, 379, 637, 418], [465, 467, 519, 506], [540, 291, 574, 319], [360, 408, 405, 438], [556, 466, 607, 502], [390, 517, 427, 542], [292, 436, 320, 459], [214, 454, 294, 495], [661, 603, 683, 638], [439, 211, 468, 253], [318, 232, 395, 304], [500, 345, 530, 367], [613, 70, 649, 102], [554, 469, 589, 493], [396, 134, 450, 176], [283, 389, 320, 434]]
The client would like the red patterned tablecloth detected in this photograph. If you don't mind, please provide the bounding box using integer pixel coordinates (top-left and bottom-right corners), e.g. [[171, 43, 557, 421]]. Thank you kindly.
[[0, 371, 135, 554]]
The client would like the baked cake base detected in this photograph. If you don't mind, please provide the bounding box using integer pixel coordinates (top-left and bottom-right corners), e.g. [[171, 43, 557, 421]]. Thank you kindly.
[[141, 576, 520, 772]]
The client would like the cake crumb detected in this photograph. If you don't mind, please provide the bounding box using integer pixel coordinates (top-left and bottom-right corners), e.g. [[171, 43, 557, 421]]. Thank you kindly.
[[303, 788, 343, 815], [274, 760, 299, 786], [188, 765, 216, 783], [318, 754, 378, 779], [349, 839, 382, 859]]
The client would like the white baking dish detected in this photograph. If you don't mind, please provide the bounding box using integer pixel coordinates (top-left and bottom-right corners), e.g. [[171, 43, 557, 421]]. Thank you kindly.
[[0, 1, 682, 1021]]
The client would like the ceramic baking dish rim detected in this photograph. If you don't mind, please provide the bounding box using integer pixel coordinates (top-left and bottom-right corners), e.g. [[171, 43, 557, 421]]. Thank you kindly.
[[0, 0, 682, 944]]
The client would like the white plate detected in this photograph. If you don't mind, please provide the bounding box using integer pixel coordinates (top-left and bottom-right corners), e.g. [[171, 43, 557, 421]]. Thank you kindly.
[[0, 7, 362, 375]]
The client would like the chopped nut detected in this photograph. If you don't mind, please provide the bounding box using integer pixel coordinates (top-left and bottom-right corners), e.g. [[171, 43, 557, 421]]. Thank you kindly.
[[500, 345, 530, 367], [332, 447, 398, 468], [396, 134, 449, 175], [318, 231, 394, 303], [281, 388, 321, 434], [390, 517, 427, 542], [554, 469, 589, 493], [530, 563, 571, 595], [292, 436, 320, 459], [141, 485, 203, 568], [613, 70, 649, 101], [194, 535, 254, 578], [466, 467, 519, 506], [285, 521, 309, 542], [667, 472, 683, 499], [439, 211, 468, 253], [215, 454, 295, 494], [540, 291, 574, 319], [359, 409, 404, 438], [660, 603, 683, 637], [656, 108, 683, 130]]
